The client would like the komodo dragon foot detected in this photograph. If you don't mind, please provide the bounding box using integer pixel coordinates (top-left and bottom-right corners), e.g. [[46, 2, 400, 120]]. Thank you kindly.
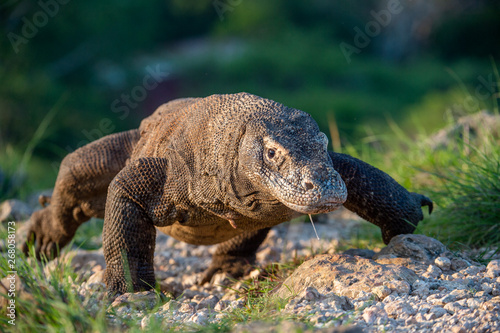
[[199, 228, 271, 284]]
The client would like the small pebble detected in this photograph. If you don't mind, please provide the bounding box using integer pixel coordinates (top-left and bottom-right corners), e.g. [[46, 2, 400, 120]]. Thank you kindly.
[[434, 257, 451, 271]]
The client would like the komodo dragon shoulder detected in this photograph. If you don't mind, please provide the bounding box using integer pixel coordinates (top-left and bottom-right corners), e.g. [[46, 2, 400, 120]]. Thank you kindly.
[[24, 92, 432, 293]]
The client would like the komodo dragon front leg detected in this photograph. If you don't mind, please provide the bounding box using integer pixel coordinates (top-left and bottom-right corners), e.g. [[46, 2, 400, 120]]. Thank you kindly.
[[197, 152, 433, 284], [22, 129, 140, 259], [102, 157, 189, 293]]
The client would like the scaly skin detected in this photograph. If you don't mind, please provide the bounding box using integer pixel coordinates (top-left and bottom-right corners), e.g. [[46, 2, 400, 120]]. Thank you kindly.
[[23, 93, 432, 293], [22, 129, 140, 259]]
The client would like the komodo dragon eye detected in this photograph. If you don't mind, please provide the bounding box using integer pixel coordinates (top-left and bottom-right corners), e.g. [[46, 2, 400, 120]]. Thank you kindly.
[[267, 148, 276, 159]]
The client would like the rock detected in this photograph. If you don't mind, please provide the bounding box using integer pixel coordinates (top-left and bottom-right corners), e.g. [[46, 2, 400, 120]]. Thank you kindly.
[[461, 265, 483, 276], [257, 246, 281, 263], [248, 269, 261, 279], [0, 273, 32, 309], [429, 111, 500, 151], [434, 256, 452, 271], [188, 311, 209, 324], [109, 291, 161, 310], [374, 257, 424, 274], [303, 286, 322, 301], [450, 258, 470, 271], [411, 280, 430, 298], [159, 277, 183, 298], [210, 272, 233, 287], [343, 248, 376, 259], [363, 306, 388, 325], [372, 286, 392, 300], [429, 294, 458, 306], [423, 265, 442, 279], [0, 199, 33, 222], [429, 306, 448, 319], [141, 314, 154, 330], [15, 221, 31, 247], [451, 326, 467, 333], [373, 234, 447, 264], [325, 293, 353, 311], [43, 250, 105, 277], [273, 254, 417, 299], [228, 299, 245, 310], [214, 300, 230, 311], [232, 320, 363, 333], [384, 300, 416, 318], [196, 295, 219, 310], [385, 280, 411, 295], [444, 301, 467, 314], [486, 260, 500, 278], [69, 250, 106, 272], [178, 302, 197, 314], [87, 270, 105, 285]]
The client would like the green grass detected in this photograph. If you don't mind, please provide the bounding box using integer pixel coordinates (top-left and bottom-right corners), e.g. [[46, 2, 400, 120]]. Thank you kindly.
[[424, 140, 500, 250], [341, 101, 500, 254], [0, 238, 106, 332], [73, 218, 104, 251]]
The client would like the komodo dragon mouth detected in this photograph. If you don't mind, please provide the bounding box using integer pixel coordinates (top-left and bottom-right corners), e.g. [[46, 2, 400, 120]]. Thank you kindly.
[[265, 169, 348, 215]]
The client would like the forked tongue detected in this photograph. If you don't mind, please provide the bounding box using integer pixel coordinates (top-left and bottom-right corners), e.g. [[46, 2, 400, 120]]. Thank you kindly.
[[308, 214, 320, 240]]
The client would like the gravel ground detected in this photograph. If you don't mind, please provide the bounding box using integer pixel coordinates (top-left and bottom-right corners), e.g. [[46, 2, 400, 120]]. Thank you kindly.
[[3, 207, 499, 332], [62, 210, 500, 332]]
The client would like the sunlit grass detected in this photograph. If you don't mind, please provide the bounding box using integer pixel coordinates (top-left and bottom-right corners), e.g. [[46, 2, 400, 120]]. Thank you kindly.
[[340, 104, 500, 254], [424, 139, 500, 250]]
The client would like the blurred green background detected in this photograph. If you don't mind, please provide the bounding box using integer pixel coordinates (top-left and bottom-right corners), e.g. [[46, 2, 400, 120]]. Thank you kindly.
[[1, 0, 499, 198]]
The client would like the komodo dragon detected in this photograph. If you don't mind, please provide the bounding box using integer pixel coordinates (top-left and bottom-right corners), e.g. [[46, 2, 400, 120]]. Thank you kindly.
[[23, 93, 433, 293]]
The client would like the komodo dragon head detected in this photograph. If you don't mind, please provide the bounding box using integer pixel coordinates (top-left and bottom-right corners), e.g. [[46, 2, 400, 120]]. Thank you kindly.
[[233, 94, 348, 215]]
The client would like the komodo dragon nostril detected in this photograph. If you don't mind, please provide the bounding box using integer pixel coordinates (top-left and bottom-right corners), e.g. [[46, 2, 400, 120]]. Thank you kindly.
[[303, 181, 314, 191]]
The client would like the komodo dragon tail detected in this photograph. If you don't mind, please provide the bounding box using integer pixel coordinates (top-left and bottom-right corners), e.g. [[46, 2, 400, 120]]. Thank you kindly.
[[23, 129, 141, 260]]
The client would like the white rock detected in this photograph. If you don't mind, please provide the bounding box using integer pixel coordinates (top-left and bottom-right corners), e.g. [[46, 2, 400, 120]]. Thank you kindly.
[[385, 280, 411, 295], [443, 301, 466, 314], [429, 306, 448, 318], [434, 257, 451, 271], [141, 314, 153, 329], [178, 302, 196, 314], [424, 265, 443, 279], [303, 286, 322, 301], [461, 265, 483, 276], [196, 295, 219, 310], [486, 260, 500, 278], [384, 300, 416, 318], [373, 285, 392, 300], [188, 311, 209, 324], [0, 199, 32, 222], [363, 306, 388, 325]]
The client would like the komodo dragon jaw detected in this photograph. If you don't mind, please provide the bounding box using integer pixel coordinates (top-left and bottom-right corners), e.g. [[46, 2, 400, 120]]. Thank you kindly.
[[275, 173, 347, 214], [264, 160, 348, 215]]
